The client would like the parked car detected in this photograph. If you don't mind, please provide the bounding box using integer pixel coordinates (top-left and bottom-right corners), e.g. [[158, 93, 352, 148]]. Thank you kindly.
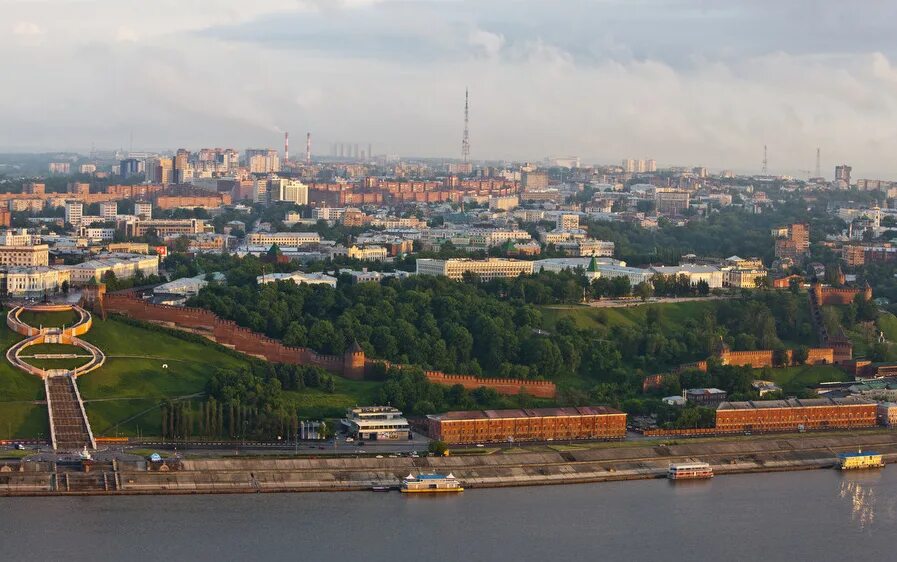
[[345, 437, 354, 443]]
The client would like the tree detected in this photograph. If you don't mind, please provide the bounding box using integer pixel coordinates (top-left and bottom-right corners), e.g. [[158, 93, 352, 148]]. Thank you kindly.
[[772, 348, 789, 367], [428, 440, 449, 455], [634, 281, 653, 301], [61, 280, 69, 294], [791, 346, 809, 366]]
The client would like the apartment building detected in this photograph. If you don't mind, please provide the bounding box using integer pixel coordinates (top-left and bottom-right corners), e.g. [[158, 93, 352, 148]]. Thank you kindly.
[[0, 245, 49, 267], [246, 232, 322, 246]]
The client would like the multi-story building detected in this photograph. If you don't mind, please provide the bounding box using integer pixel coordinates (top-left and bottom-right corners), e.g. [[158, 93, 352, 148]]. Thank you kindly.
[[311, 207, 346, 222], [245, 149, 281, 173], [427, 406, 627, 444], [146, 157, 174, 185], [342, 406, 410, 440], [556, 213, 580, 230], [650, 264, 723, 288], [269, 177, 308, 205], [416, 258, 535, 281], [521, 170, 550, 191], [119, 158, 144, 178], [773, 223, 810, 261], [835, 164, 852, 188], [67, 182, 90, 196], [122, 218, 206, 238], [134, 201, 153, 220], [0, 266, 71, 298], [489, 195, 519, 211], [347, 245, 388, 261], [64, 201, 83, 227], [48, 162, 71, 174], [0, 245, 49, 267], [715, 397, 876, 433], [66, 254, 159, 285], [23, 182, 45, 195], [99, 201, 118, 220], [685, 388, 728, 407], [654, 188, 690, 215], [8, 199, 45, 213], [246, 232, 322, 246], [565, 239, 615, 257]]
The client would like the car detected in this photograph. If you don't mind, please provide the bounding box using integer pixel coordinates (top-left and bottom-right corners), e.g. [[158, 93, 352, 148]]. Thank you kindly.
[[475, 444, 485, 448], [344, 437, 354, 442], [375, 455, 384, 459], [15, 444, 25, 450]]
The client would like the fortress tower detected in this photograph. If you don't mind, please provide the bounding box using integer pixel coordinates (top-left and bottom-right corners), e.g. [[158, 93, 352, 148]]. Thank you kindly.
[[343, 340, 366, 380]]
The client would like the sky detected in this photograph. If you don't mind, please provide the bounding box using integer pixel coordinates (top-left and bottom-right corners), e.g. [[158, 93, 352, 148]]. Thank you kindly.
[[3, 0, 897, 177]]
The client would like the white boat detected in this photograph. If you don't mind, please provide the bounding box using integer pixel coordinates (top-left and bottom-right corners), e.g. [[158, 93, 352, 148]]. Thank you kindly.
[[668, 462, 713, 480]]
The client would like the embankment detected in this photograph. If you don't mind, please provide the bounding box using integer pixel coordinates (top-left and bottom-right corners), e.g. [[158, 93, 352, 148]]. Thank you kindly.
[[3, 433, 897, 496]]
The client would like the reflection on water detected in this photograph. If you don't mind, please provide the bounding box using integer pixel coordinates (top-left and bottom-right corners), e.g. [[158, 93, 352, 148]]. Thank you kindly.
[[838, 472, 882, 529]]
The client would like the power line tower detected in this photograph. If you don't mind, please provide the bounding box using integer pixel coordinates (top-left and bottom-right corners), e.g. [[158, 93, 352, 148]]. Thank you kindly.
[[461, 88, 470, 163], [815, 147, 821, 177], [762, 144, 768, 175]]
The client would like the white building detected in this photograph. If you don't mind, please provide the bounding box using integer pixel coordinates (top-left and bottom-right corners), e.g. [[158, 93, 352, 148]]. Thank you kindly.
[[99, 202, 118, 220], [65, 201, 83, 227], [416, 258, 534, 281], [0, 266, 71, 298], [256, 271, 337, 288], [342, 406, 410, 440], [134, 201, 153, 220], [650, 264, 723, 288], [269, 176, 309, 205]]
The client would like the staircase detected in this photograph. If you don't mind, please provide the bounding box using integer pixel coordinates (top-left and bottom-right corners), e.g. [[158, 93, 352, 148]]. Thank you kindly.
[[46, 376, 96, 451]]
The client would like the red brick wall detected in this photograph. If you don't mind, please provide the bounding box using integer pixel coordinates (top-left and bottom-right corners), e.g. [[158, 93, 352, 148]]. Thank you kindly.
[[715, 403, 877, 433], [425, 371, 556, 399]]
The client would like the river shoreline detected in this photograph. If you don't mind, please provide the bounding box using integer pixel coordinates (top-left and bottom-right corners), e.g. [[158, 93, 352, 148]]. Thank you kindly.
[[2, 432, 895, 497]]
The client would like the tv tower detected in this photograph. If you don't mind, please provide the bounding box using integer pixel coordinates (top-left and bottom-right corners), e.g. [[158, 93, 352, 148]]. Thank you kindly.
[[284, 132, 289, 163], [461, 88, 470, 163], [815, 147, 821, 178], [306, 132, 311, 164], [761, 144, 768, 175]]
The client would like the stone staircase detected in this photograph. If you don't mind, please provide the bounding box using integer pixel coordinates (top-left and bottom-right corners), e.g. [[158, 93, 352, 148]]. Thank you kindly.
[[46, 376, 96, 451]]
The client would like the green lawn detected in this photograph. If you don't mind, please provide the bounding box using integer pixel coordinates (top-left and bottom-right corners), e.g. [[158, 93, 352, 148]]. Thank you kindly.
[[764, 364, 849, 394], [21, 343, 87, 355], [878, 313, 897, 341], [23, 358, 91, 371], [285, 377, 383, 420], [16, 310, 78, 328]]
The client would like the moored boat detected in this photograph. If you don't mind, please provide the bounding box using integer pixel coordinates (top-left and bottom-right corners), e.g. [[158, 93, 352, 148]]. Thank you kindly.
[[400, 473, 464, 493], [668, 462, 713, 480], [837, 450, 885, 470]]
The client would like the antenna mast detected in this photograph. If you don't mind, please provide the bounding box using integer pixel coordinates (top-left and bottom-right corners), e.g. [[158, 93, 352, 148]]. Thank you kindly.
[[762, 144, 768, 175], [284, 132, 289, 164], [461, 88, 470, 163], [815, 147, 821, 178]]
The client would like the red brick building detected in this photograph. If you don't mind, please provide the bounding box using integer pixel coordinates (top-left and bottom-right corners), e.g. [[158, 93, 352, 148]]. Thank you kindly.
[[715, 397, 876, 433], [427, 406, 627, 444]]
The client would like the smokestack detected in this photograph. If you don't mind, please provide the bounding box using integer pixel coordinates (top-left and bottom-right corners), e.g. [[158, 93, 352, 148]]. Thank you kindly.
[[284, 131, 289, 163], [306, 132, 311, 164]]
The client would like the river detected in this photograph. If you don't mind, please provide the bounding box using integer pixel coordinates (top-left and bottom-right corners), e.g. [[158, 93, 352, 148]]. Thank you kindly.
[[3, 469, 895, 561]]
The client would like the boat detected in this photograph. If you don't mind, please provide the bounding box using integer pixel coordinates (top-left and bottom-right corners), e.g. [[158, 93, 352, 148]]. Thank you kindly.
[[667, 462, 714, 480], [371, 485, 392, 492], [837, 450, 885, 470], [400, 472, 464, 493]]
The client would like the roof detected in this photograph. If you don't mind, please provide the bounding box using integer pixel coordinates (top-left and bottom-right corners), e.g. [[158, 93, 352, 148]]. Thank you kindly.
[[429, 406, 624, 422], [717, 396, 874, 411]]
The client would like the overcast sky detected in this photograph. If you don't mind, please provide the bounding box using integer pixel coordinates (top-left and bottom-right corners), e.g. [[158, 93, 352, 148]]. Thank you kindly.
[[4, 0, 897, 177]]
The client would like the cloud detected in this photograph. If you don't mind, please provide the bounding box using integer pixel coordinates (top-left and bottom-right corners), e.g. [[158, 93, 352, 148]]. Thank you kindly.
[[12, 21, 44, 37], [3, 0, 897, 178]]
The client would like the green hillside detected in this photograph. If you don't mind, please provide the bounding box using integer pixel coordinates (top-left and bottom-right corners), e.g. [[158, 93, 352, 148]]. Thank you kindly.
[[540, 300, 716, 334]]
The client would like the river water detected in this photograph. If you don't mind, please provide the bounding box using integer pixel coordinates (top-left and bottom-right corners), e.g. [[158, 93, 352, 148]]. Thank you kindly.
[[3, 469, 895, 561]]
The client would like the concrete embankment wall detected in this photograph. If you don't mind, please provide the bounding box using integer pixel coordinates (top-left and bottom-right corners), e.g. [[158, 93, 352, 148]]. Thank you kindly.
[[7, 433, 897, 496]]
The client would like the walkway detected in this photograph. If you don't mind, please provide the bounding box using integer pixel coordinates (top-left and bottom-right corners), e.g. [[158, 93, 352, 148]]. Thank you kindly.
[[6, 305, 102, 451]]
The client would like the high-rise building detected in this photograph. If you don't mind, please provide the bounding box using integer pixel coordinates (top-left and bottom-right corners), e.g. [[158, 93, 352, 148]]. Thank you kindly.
[[147, 157, 174, 185], [119, 158, 143, 178], [99, 201, 118, 220], [134, 201, 153, 220], [270, 177, 309, 205], [48, 162, 71, 174], [67, 182, 90, 196], [65, 201, 83, 227], [245, 149, 280, 173], [835, 165, 852, 188], [521, 170, 550, 191], [174, 149, 190, 184], [654, 188, 690, 215], [774, 223, 810, 261]]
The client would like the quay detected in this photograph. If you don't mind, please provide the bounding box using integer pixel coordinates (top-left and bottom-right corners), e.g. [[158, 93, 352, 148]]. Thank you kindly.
[[3, 432, 897, 496]]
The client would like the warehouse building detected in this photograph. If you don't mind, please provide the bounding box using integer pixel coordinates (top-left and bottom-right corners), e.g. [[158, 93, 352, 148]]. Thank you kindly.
[[427, 406, 626, 444], [715, 397, 876, 433]]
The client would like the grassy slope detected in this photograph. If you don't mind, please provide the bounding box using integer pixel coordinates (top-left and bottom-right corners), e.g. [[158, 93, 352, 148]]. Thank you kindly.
[[764, 364, 849, 394], [0, 321, 46, 438], [540, 301, 716, 334], [16, 310, 78, 328]]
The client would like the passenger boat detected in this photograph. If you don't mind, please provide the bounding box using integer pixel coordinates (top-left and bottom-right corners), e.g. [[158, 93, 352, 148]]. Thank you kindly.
[[667, 462, 714, 480], [400, 473, 464, 493], [837, 450, 885, 470], [371, 485, 392, 492]]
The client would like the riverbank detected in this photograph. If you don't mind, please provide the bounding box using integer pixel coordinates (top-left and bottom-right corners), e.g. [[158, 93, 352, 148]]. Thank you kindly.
[[3, 432, 897, 496]]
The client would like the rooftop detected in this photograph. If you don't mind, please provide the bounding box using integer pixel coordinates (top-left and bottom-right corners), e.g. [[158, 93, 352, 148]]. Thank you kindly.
[[717, 397, 873, 411], [429, 406, 624, 421]]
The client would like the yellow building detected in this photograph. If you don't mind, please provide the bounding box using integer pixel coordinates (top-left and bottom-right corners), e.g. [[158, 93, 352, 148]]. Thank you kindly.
[[348, 245, 388, 261], [416, 258, 534, 281]]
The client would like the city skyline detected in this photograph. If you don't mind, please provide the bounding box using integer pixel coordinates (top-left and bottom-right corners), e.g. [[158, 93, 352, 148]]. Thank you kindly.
[[4, 1, 897, 177]]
